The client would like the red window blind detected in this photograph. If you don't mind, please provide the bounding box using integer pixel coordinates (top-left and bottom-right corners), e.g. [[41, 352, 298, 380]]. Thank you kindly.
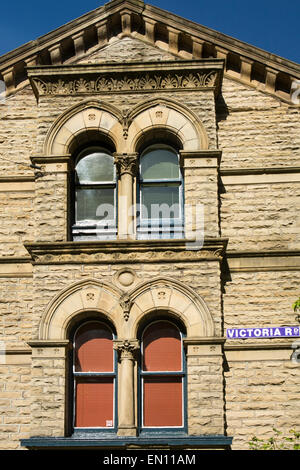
[[143, 376, 183, 427], [142, 321, 184, 428], [143, 321, 181, 371], [74, 322, 115, 428], [75, 378, 114, 428], [75, 321, 113, 372]]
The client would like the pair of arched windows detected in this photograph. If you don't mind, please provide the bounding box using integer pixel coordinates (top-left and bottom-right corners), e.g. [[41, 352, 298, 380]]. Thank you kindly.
[[72, 319, 186, 432], [72, 145, 184, 240]]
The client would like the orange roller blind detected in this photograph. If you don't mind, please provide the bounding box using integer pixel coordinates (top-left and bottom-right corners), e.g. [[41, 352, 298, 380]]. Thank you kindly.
[[143, 377, 183, 427], [143, 321, 181, 371], [75, 378, 114, 428], [75, 322, 113, 372]]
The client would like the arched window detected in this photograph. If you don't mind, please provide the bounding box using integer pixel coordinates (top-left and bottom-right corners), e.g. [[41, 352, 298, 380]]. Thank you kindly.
[[72, 147, 117, 240], [137, 145, 184, 239], [140, 320, 186, 430], [72, 321, 117, 431]]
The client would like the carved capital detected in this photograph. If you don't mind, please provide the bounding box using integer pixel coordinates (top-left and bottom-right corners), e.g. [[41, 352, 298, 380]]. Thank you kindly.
[[114, 153, 138, 177], [113, 339, 139, 361]]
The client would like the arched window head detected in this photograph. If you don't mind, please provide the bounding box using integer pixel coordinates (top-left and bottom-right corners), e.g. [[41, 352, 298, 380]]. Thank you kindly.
[[72, 147, 117, 241], [137, 145, 184, 240], [140, 320, 186, 430], [73, 321, 117, 431]]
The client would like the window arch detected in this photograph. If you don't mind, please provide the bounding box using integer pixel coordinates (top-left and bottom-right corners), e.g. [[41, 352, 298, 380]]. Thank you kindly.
[[139, 319, 187, 431], [72, 146, 117, 241], [137, 145, 184, 239], [72, 320, 117, 431]]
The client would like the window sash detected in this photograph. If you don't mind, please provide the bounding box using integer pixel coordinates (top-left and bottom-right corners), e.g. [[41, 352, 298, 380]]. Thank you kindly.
[[72, 322, 117, 431], [141, 375, 185, 429], [74, 184, 117, 227], [140, 321, 186, 430]]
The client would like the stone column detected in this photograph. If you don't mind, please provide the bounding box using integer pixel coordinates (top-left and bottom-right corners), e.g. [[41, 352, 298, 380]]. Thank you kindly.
[[114, 153, 138, 240], [113, 339, 139, 436], [28, 340, 70, 437]]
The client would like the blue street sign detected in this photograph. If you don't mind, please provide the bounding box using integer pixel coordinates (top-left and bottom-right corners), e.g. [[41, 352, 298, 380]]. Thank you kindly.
[[226, 326, 300, 339]]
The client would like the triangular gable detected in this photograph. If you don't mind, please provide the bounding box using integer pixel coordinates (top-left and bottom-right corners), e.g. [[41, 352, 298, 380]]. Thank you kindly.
[[0, 0, 299, 103]]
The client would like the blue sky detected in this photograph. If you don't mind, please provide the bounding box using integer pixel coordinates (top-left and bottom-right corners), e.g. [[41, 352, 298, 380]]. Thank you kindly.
[[0, 0, 299, 63]]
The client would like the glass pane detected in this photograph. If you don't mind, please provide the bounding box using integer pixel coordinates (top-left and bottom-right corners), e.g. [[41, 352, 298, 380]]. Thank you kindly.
[[75, 322, 113, 372], [141, 185, 180, 220], [141, 148, 179, 180], [75, 378, 114, 428], [143, 377, 183, 427], [76, 188, 115, 223], [143, 321, 182, 372], [76, 152, 114, 183]]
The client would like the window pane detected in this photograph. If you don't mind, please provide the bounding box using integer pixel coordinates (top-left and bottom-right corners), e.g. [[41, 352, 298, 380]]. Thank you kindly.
[[75, 322, 113, 372], [75, 378, 114, 428], [76, 152, 114, 183], [143, 321, 182, 372], [141, 148, 179, 180], [141, 185, 180, 220], [143, 377, 183, 427], [76, 188, 115, 223]]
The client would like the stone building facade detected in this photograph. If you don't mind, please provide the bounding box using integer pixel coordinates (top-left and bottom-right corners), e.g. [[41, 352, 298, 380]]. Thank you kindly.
[[0, 0, 299, 451]]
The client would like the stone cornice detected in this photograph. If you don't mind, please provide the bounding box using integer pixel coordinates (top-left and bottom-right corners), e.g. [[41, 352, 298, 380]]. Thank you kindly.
[[24, 238, 228, 265], [0, 0, 298, 103], [27, 60, 224, 100]]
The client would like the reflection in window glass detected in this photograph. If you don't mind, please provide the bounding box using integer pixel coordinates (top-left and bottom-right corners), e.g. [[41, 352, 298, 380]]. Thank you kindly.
[[140, 148, 179, 180], [72, 147, 117, 240], [138, 146, 183, 239], [141, 186, 180, 220], [76, 152, 114, 183], [76, 188, 115, 223]]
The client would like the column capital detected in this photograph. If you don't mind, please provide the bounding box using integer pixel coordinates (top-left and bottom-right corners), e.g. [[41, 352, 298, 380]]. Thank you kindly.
[[114, 153, 139, 177], [113, 339, 139, 361]]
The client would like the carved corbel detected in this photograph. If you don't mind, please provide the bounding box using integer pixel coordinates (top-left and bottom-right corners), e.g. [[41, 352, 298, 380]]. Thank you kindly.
[[121, 109, 132, 140], [119, 293, 133, 321]]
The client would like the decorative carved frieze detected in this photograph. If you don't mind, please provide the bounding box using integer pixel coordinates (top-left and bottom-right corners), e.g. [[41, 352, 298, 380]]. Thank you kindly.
[[28, 61, 223, 99], [24, 238, 228, 265]]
